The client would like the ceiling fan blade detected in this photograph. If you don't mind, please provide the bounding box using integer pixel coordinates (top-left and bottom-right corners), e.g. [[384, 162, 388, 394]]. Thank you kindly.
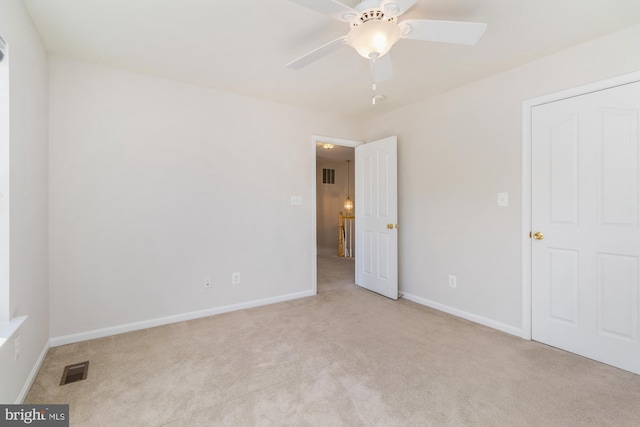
[[286, 36, 348, 69], [371, 54, 393, 83], [288, 0, 359, 22], [380, 0, 418, 17], [399, 19, 487, 45]]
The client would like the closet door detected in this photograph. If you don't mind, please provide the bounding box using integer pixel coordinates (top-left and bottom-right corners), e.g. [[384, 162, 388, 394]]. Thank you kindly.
[[531, 81, 640, 374]]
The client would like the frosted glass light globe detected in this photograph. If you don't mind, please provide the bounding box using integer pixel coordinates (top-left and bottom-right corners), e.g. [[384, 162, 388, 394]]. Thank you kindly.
[[347, 19, 401, 59]]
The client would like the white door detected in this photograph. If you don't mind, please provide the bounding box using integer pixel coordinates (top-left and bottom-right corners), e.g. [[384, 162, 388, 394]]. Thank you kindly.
[[355, 136, 398, 300], [531, 81, 640, 374]]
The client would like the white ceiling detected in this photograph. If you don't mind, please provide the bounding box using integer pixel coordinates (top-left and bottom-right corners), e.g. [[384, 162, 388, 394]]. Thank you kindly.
[[23, 0, 640, 120]]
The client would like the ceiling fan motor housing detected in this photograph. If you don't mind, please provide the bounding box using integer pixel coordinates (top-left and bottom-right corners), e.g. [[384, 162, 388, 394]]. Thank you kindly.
[[350, 9, 397, 27]]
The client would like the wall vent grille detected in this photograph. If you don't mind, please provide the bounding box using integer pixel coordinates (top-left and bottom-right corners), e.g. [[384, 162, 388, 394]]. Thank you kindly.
[[322, 168, 335, 184]]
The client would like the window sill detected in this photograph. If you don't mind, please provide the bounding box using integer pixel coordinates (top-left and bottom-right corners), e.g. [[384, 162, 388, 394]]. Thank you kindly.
[[0, 315, 27, 348]]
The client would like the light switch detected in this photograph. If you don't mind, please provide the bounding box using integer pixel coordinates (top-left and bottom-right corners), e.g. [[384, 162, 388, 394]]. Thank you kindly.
[[497, 192, 508, 207], [290, 196, 303, 206]]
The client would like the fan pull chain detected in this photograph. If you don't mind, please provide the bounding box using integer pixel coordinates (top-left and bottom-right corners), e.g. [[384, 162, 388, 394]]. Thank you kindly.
[[369, 55, 377, 91]]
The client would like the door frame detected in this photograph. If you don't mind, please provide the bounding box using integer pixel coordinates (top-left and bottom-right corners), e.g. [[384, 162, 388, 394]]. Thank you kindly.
[[521, 70, 640, 340], [311, 135, 362, 295]]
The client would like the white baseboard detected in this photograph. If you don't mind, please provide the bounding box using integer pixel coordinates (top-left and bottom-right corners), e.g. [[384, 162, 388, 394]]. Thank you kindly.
[[16, 340, 50, 403], [401, 292, 522, 337], [50, 290, 315, 347]]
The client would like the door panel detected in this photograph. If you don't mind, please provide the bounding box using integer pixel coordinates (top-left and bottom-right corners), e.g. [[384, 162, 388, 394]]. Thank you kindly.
[[532, 81, 640, 374], [598, 253, 637, 339], [600, 109, 638, 227], [355, 136, 398, 300], [549, 114, 579, 224], [548, 248, 579, 325]]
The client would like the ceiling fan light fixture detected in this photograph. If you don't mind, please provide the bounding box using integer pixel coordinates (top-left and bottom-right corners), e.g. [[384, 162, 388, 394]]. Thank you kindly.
[[398, 22, 413, 37], [347, 19, 401, 59], [344, 160, 353, 214], [342, 12, 357, 21], [382, 3, 400, 16]]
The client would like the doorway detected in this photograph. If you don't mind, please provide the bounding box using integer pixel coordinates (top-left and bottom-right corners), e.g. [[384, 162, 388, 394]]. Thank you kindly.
[[311, 135, 399, 300], [312, 136, 358, 294]]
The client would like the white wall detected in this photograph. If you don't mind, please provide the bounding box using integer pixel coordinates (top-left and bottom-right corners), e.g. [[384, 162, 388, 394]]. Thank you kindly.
[[363, 24, 640, 332], [49, 57, 361, 339], [0, 0, 49, 403]]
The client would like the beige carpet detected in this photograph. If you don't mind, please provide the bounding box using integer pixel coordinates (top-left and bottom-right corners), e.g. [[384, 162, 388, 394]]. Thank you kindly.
[[26, 251, 640, 426]]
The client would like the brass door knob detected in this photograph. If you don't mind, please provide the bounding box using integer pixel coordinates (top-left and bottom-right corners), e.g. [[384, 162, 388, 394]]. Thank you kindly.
[[387, 224, 394, 229], [533, 231, 544, 240]]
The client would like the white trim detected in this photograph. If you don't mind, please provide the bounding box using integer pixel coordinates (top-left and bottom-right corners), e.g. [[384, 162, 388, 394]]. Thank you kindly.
[[402, 292, 522, 337], [310, 135, 362, 296], [16, 340, 49, 404], [0, 315, 27, 348], [521, 70, 640, 341], [0, 40, 10, 324], [525, 70, 640, 108], [50, 290, 314, 347], [521, 98, 532, 340]]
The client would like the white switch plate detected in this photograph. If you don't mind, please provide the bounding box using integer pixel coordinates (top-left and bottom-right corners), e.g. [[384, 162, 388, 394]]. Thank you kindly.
[[497, 192, 508, 207], [290, 196, 302, 206]]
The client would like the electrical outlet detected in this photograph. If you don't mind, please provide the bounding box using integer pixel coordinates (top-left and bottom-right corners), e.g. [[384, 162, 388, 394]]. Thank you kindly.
[[232, 272, 240, 285], [448, 275, 457, 288], [204, 276, 212, 289], [14, 334, 20, 361]]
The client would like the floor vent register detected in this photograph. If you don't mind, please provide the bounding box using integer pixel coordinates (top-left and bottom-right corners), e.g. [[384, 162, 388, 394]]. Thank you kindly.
[[60, 361, 89, 385]]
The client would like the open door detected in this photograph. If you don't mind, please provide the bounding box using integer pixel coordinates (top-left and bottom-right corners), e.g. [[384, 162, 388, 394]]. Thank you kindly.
[[355, 136, 398, 299]]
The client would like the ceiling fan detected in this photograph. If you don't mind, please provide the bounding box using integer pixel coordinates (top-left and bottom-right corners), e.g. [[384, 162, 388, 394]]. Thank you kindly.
[[286, 0, 487, 83]]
